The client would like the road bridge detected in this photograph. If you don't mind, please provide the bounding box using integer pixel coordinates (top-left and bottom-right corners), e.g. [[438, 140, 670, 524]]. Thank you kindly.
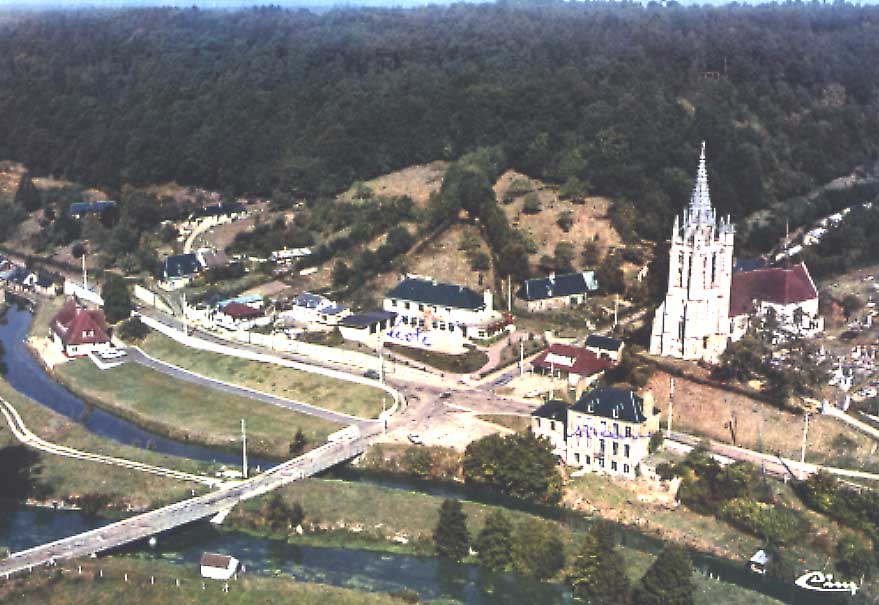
[[0, 425, 381, 577]]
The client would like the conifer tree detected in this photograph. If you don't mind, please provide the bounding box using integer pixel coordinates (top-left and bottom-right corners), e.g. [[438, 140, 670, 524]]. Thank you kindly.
[[433, 499, 469, 561], [475, 510, 513, 570], [632, 543, 695, 605], [14, 171, 40, 212], [567, 523, 630, 604]]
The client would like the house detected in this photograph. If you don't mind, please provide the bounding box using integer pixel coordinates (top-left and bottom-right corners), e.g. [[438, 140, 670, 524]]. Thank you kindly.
[[200, 552, 239, 581], [214, 301, 269, 331], [584, 335, 625, 361], [196, 248, 229, 269], [383, 275, 509, 353], [183, 202, 246, 230], [68, 200, 117, 219], [530, 343, 612, 389], [530, 400, 568, 457], [270, 248, 311, 265], [281, 292, 351, 327], [338, 311, 397, 346], [729, 263, 823, 338], [50, 298, 111, 357], [532, 388, 661, 478], [159, 253, 203, 290], [516, 271, 599, 312]]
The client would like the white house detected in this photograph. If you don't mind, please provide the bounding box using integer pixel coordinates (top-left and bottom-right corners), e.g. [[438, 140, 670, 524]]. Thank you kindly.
[[584, 335, 625, 361], [200, 552, 240, 581], [516, 271, 599, 312], [383, 275, 509, 353], [281, 292, 351, 327], [532, 388, 661, 479], [49, 298, 112, 357], [270, 248, 311, 265], [214, 301, 270, 331]]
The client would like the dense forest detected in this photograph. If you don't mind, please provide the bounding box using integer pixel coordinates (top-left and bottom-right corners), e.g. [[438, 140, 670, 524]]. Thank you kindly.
[[1, 2, 879, 246]]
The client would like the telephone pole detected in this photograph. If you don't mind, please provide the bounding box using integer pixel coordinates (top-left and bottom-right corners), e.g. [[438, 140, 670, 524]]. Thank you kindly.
[[241, 418, 248, 479], [519, 339, 524, 377]]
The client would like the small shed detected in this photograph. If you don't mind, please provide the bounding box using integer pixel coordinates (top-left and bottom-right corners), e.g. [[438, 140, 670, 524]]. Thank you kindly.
[[200, 552, 240, 580], [749, 549, 769, 575]]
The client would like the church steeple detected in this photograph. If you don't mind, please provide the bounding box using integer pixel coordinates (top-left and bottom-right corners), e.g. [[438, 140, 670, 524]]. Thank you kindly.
[[687, 141, 714, 227]]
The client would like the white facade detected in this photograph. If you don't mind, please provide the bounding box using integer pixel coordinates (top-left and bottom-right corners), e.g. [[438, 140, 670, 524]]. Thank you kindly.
[[650, 143, 736, 363]]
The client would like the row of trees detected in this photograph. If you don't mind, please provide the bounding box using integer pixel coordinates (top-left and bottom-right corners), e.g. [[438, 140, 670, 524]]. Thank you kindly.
[[433, 502, 696, 604]]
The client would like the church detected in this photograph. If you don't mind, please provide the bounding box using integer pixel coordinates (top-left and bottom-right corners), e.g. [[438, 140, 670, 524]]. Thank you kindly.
[[650, 143, 822, 363]]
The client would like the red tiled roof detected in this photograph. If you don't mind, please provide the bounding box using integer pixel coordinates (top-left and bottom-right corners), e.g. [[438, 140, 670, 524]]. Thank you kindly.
[[51, 298, 110, 347], [220, 301, 263, 320], [531, 343, 613, 377], [729, 263, 818, 317]]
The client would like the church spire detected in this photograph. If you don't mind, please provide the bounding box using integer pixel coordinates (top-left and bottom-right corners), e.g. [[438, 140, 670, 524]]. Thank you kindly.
[[688, 141, 714, 226]]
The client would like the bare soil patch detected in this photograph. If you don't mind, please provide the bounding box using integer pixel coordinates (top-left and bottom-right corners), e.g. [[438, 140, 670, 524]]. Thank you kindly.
[[338, 161, 448, 208]]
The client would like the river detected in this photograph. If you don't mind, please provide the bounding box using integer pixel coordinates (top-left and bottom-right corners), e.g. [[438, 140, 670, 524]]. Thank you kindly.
[[0, 304, 830, 604]]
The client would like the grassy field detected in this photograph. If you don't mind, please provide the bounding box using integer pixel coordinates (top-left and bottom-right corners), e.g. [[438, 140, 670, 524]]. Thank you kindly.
[[477, 414, 530, 432], [647, 370, 879, 471], [139, 332, 386, 419], [2, 557, 409, 605], [53, 360, 340, 460], [385, 343, 487, 374], [226, 479, 784, 605], [0, 380, 210, 511]]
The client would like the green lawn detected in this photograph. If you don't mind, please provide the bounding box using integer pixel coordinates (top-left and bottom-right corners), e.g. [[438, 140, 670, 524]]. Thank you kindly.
[[139, 332, 387, 419], [53, 359, 340, 460], [0, 380, 210, 511], [5, 557, 408, 605], [385, 343, 487, 374], [227, 479, 785, 605]]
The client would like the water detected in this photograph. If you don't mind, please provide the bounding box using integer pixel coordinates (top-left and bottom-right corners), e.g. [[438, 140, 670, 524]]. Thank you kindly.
[[0, 504, 569, 605], [0, 304, 270, 467]]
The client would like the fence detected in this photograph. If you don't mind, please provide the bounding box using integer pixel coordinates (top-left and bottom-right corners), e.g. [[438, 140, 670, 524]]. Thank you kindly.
[[133, 284, 174, 314]]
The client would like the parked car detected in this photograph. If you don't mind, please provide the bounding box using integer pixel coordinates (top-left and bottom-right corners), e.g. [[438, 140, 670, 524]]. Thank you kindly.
[[363, 369, 380, 380], [100, 349, 126, 360], [407, 432, 423, 445], [439, 391, 452, 399]]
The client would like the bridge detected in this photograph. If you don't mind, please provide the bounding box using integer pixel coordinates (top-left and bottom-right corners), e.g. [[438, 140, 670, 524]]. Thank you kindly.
[[0, 425, 382, 577]]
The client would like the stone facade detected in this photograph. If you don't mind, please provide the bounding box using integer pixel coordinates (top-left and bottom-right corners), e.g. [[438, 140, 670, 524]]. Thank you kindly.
[[650, 143, 736, 363]]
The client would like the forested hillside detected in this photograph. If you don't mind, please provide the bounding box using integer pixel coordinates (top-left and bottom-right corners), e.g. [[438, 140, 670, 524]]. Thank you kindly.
[[1, 3, 878, 244]]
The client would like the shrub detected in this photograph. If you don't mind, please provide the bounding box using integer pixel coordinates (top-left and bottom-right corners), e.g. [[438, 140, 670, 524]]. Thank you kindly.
[[522, 193, 542, 214], [117, 316, 149, 342], [719, 498, 809, 545]]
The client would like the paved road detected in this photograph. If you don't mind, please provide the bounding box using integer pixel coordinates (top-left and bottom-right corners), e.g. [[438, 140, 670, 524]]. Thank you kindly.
[[126, 347, 377, 428], [0, 431, 378, 577]]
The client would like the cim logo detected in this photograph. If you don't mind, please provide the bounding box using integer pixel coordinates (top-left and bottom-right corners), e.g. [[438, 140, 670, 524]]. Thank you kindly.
[[795, 571, 858, 595], [385, 318, 433, 348]]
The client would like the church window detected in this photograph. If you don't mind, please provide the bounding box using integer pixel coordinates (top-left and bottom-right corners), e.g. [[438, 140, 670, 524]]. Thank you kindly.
[[711, 253, 717, 286], [677, 253, 685, 287]]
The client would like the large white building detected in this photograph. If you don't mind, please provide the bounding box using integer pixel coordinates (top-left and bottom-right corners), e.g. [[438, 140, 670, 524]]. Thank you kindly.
[[650, 143, 735, 362], [650, 143, 823, 363]]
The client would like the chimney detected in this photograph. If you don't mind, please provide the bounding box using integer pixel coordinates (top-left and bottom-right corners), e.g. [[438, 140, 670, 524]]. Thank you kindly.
[[483, 289, 494, 311]]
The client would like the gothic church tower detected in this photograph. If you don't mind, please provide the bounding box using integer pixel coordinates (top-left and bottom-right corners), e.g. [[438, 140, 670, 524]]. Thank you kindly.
[[649, 143, 735, 362]]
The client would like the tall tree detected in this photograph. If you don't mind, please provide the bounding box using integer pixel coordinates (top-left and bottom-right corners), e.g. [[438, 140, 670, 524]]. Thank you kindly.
[[0, 446, 44, 501], [632, 544, 695, 605], [567, 523, 630, 605], [433, 499, 470, 562], [101, 273, 132, 324], [512, 521, 565, 580], [475, 510, 513, 570], [14, 171, 40, 212]]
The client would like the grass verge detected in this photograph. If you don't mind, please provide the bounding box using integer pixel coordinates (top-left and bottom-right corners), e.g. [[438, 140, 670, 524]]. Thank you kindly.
[[52, 360, 340, 460], [0, 379, 210, 511], [476, 414, 530, 432], [139, 331, 386, 419], [385, 343, 487, 374]]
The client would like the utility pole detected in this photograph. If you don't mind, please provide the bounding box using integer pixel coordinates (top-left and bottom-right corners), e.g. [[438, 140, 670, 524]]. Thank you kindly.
[[800, 413, 810, 480], [666, 377, 675, 437], [82, 251, 88, 289], [241, 419, 248, 479], [507, 275, 512, 312], [613, 295, 619, 328], [378, 337, 384, 384], [519, 339, 524, 377]]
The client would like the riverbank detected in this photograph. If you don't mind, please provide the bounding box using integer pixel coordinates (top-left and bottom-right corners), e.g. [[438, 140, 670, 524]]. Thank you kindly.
[[52, 359, 339, 460], [224, 478, 785, 605], [2, 557, 411, 605], [0, 379, 212, 512]]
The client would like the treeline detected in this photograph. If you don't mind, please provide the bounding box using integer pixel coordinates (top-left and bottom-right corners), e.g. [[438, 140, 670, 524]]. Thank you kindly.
[[2, 2, 879, 243]]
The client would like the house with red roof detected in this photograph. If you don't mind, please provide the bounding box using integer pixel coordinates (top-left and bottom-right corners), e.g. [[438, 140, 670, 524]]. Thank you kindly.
[[729, 262, 823, 338], [531, 343, 614, 390], [50, 298, 111, 357], [214, 301, 269, 331]]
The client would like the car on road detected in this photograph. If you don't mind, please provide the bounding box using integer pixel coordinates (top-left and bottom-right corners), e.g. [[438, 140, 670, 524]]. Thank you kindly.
[[100, 349, 126, 360], [494, 375, 512, 386], [407, 432, 423, 445], [439, 391, 452, 399], [363, 369, 380, 380]]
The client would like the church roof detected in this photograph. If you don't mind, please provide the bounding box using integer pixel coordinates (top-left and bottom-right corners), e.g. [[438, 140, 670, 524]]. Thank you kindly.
[[729, 263, 818, 317]]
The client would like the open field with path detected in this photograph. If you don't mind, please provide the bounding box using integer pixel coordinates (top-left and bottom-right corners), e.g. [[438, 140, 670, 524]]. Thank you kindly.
[[0, 380, 208, 511]]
